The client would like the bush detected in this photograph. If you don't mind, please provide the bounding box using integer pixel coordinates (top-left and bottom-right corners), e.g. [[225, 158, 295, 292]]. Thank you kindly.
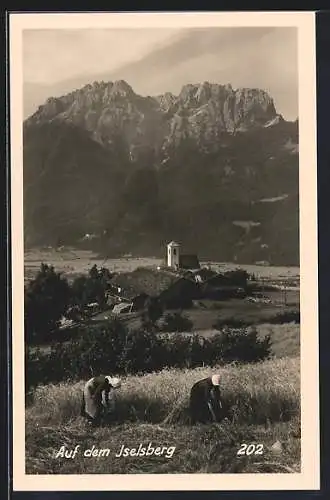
[[26, 320, 272, 389], [162, 333, 193, 368], [50, 319, 128, 381], [119, 329, 165, 374], [161, 312, 193, 332], [207, 328, 272, 364]]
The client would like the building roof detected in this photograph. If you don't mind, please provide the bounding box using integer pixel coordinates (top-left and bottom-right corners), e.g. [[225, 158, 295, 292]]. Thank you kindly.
[[111, 267, 180, 299], [184, 267, 217, 282], [179, 254, 200, 270], [112, 303, 132, 314]]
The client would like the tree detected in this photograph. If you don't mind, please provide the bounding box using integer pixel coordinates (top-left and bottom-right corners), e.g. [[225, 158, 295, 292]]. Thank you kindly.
[[24, 263, 71, 344], [70, 265, 113, 316]]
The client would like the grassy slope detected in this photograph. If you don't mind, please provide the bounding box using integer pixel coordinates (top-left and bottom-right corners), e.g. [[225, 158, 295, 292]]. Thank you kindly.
[[159, 323, 300, 358], [26, 357, 300, 474], [257, 323, 300, 358], [184, 294, 299, 330]]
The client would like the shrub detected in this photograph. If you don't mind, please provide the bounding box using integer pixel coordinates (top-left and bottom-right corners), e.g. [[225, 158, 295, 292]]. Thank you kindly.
[[119, 329, 165, 374], [50, 319, 128, 381], [162, 333, 193, 368], [26, 322, 272, 389], [208, 327, 272, 364], [161, 312, 193, 332]]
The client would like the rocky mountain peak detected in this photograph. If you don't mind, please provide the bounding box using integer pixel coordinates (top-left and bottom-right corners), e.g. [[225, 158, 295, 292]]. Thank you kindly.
[[25, 80, 283, 155], [109, 79, 135, 97]]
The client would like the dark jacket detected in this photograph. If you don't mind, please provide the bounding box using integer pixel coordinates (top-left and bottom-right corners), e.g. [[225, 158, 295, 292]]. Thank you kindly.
[[189, 377, 223, 424]]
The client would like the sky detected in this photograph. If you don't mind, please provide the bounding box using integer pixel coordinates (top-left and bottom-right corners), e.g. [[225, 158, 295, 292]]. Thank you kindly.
[[23, 27, 298, 120], [23, 29, 181, 84]]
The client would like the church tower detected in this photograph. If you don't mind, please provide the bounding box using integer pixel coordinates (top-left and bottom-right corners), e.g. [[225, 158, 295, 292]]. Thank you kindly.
[[167, 241, 180, 269]]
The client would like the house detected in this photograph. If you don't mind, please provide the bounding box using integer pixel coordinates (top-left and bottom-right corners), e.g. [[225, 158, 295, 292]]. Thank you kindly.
[[107, 282, 149, 312], [131, 293, 150, 311], [179, 254, 200, 270], [110, 267, 201, 310], [184, 267, 217, 283]]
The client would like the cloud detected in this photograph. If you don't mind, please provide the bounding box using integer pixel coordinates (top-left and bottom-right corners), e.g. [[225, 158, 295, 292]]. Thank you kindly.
[[23, 28, 181, 84]]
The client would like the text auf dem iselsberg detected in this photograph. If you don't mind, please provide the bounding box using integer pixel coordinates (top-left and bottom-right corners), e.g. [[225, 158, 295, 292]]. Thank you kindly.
[[54, 443, 176, 459]]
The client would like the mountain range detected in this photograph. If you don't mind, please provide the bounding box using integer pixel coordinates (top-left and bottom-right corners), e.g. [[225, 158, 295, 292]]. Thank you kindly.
[[23, 80, 299, 265], [23, 27, 298, 121]]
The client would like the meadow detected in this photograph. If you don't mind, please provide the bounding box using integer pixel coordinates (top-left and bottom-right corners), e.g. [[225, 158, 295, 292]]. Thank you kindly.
[[177, 323, 300, 358], [26, 357, 300, 474], [24, 247, 301, 475]]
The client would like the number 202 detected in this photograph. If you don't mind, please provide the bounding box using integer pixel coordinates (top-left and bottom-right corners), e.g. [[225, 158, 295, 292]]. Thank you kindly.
[[237, 443, 264, 456]]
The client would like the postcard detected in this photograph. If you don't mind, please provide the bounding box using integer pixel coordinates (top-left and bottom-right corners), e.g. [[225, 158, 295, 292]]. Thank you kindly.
[[9, 10, 319, 491]]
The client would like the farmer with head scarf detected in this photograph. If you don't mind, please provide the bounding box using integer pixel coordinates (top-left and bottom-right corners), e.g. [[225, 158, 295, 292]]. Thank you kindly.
[[81, 375, 121, 426], [189, 374, 224, 424]]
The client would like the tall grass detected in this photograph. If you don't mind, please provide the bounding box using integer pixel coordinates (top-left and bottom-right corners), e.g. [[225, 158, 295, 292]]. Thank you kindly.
[[25, 357, 300, 474], [26, 356, 300, 428]]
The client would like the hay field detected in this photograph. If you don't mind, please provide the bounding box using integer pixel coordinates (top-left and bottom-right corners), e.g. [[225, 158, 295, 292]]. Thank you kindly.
[[26, 357, 300, 474]]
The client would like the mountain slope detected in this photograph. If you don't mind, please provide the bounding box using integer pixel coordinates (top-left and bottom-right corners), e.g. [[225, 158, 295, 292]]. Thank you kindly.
[[23, 80, 299, 265]]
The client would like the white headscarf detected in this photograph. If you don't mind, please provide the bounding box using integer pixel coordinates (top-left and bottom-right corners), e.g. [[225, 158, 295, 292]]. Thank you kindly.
[[211, 374, 221, 386], [105, 376, 121, 389]]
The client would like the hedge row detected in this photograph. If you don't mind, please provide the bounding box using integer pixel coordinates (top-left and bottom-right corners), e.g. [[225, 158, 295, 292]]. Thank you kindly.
[[26, 320, 272, 390]]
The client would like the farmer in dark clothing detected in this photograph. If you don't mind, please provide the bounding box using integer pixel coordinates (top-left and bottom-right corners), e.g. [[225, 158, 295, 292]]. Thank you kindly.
[[81, 375, 121, 426], [189, 374, 224, 424]]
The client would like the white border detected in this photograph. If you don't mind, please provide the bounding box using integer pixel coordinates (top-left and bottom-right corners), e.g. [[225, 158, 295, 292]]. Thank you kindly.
[[10, 11, 319, 491]]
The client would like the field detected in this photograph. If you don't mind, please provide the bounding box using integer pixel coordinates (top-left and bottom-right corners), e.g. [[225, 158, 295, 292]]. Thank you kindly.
[[26, 357, 300, 474], [24, 247, 300, 284], [24, 248, 163, 284]]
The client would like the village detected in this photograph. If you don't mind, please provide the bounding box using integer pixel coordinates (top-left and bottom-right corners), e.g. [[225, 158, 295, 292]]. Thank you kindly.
[[52, 240, 300, 338]]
